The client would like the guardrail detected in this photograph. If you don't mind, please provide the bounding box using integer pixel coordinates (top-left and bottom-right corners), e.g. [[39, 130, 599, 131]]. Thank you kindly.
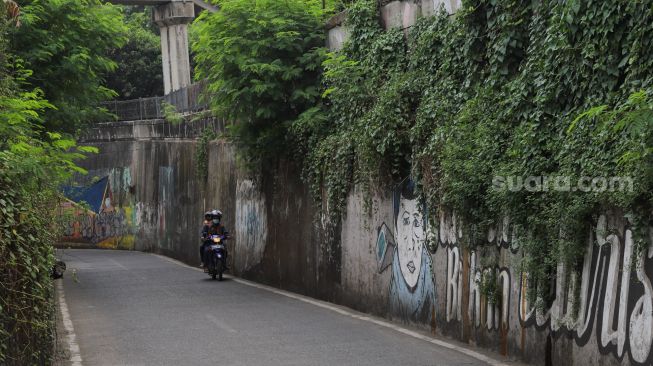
[[101, 81, 209, 122]]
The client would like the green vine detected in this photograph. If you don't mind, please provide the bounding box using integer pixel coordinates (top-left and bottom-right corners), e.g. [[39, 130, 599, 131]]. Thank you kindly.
[[0, 156, 59, 364], [190, 0, 653, 308], [195, 127, 217, 181], [293, 0, 653, 305]]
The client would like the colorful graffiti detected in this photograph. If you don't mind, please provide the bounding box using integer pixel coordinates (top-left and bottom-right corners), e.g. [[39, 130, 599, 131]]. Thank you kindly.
[[376, 179, 436, 324], [61, 168, 136, 249]]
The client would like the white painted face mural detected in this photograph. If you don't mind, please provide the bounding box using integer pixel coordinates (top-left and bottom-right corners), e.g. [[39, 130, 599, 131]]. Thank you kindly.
[[395, 197, 424, 288]]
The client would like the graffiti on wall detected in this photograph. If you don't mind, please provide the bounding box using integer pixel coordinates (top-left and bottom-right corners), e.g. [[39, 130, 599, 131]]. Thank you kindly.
[[156, 166, 174, 250], [438, 212, 511, 331], [376, 179, 436, 324], [517, 215, 653, 365], [235, 179, 268, 271], [435, 209, 653, 365], [61, 167, 136, 249]]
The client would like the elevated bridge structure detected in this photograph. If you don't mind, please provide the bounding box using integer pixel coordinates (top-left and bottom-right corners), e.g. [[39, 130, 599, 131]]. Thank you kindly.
[[106, 0, 217, 95]]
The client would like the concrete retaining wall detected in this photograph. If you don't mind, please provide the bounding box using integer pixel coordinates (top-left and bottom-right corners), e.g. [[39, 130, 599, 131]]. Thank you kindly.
[[67, 118, 653, 366]]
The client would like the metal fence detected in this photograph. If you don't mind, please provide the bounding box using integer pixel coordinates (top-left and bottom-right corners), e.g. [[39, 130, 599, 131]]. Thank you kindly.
[[101, 81, 209, 122]]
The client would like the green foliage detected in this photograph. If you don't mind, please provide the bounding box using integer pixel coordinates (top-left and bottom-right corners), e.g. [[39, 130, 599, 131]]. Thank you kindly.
[[294, 0, 653, 303], [1, 4, 98, 363], [191, 0, 326, 168], [195, 127, 217, 181], [0, 153, 59, 365], [323, 0, 354, 13], [162, 102, 183, 125], [106, 7, 163, 99], [479, 270, 500, 305], [9, 0, 127, 133]]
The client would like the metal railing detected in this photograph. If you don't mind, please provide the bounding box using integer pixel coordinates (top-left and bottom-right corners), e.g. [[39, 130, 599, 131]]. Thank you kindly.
[[101, 81, 209, 122]]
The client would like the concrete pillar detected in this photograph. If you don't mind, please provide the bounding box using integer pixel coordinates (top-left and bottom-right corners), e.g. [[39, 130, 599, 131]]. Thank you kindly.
[[153, 2, 194, 94], [326, 11, 349, 52]]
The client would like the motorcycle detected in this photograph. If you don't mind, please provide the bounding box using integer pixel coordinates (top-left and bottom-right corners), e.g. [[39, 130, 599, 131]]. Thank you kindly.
[[205, 234, 228, 281]]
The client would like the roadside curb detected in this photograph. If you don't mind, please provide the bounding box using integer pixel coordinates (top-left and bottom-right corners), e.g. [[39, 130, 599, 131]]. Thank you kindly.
[[55, 280, 83, 366]]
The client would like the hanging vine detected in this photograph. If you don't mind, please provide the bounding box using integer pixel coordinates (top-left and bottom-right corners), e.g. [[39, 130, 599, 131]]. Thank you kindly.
[[195, 128, 217, 181], [290, 0, 653, 304]]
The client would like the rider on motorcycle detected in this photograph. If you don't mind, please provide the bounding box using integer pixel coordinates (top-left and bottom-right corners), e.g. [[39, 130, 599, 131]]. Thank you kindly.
[[200, 210, 229, 269], [202, 210, 212, 227]]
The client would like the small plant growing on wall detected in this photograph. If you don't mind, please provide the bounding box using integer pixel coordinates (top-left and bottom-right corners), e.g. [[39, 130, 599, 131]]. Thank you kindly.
[[162, 101, 183, 125], [195, 127, 217, 181]]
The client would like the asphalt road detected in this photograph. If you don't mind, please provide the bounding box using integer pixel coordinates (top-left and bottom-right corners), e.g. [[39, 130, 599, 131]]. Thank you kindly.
[[57, 249, 499, 366]]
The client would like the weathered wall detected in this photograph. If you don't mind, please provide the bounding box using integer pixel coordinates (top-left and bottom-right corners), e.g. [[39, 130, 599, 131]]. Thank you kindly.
[[69, 2, 653, 362], [71, 118, 653, 366], [339, 181, 653, 366]]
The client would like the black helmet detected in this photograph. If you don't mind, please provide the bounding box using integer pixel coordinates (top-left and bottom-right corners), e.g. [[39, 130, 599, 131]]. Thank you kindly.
[[204, 211, 212, 221]]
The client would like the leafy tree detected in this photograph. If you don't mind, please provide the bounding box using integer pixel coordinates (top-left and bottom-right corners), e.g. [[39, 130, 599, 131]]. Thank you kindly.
[[1, 3, 99, 364], [9, 0, 127, 133], [192, 0, 326, 167], [106, 7, 163, 99]]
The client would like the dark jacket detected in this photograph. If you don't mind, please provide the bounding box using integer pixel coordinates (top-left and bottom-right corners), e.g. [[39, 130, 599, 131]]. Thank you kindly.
[[202, 223, 226, 239]]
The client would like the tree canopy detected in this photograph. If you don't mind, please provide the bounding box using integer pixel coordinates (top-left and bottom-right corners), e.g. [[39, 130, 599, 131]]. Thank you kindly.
[[9, 0, 127, 133], [192, 0, 326, 166], [106, 7, 163, 99]]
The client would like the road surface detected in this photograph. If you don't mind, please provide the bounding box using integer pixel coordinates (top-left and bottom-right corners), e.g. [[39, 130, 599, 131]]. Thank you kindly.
[[57, 249, 503, 366]]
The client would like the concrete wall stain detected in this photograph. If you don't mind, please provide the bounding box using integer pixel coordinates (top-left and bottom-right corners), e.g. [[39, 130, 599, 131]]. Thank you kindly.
[[235, 179, 268, 271]]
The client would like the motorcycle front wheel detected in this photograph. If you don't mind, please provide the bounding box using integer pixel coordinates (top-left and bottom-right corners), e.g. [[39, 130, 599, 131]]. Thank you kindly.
[[216, 260, 223, 281]]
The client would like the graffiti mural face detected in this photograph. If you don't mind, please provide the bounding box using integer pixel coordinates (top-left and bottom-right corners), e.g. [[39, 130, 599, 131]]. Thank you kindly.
[[396, 197, 424, 288], [376, 179, 436, 324]]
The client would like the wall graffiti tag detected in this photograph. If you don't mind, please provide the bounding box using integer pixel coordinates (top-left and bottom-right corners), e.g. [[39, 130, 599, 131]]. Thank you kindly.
[[438, 211, 511, 331], [434, 208, 653, 365], [517, 215, 653, 365]]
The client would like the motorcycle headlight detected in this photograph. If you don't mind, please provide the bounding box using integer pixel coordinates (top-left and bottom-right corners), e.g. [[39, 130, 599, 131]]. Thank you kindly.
[[213, 237, 221, 243]]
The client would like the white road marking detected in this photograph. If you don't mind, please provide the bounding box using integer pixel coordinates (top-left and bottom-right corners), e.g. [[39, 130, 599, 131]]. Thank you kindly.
[[109, 258, 129, 270], [206, 314, 238, 333], [152, 253, 512, 366], [56, 280, 83, 366]]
